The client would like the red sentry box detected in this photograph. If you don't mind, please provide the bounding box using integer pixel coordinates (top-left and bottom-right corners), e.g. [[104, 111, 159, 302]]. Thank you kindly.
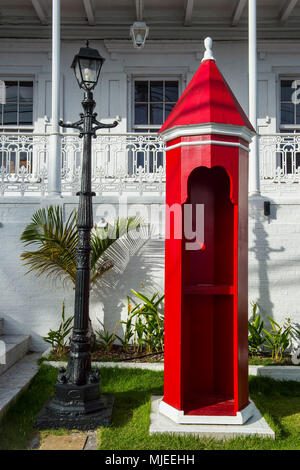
[[159, 51, 255, 424]]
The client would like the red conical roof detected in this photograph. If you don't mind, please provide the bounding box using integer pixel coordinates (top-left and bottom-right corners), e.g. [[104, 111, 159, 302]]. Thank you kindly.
[[159, 58, 255, 135]]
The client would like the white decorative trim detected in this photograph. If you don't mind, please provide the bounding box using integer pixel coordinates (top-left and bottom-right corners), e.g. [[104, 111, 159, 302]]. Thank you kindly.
[[104, 39, 204, 55], [160, 123, 255, 143], [159, 399, 254, 425], [165, 139, 250, 153], [0, 38, 51, 54]]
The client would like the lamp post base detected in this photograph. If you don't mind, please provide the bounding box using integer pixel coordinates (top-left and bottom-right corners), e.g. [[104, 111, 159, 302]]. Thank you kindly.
[[34, 384, 114, 431]]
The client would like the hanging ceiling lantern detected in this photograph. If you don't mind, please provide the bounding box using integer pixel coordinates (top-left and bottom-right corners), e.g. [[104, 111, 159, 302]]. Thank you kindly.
[[130, 21, 149, 49]]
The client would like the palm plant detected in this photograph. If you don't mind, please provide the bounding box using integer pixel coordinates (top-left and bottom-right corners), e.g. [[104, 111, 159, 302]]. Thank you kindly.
[[20, 205, 145, 287], [20, 205, 148, 350]]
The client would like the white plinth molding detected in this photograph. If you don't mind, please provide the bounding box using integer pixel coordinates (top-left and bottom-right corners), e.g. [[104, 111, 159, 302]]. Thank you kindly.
[[151, 396, 275, 439], [159, 399, 254, 425]]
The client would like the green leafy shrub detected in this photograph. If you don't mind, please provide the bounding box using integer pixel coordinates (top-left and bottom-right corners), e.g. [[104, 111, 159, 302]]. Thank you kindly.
[[43, 302, 73, 357], [115, 298, 135, 352], [248, 302, 265, 355], [248, 302, 296, 363], [101, 289, 165, 355], [95, 320, 120, 352], [127, 290, 164, 353], [263, 316, 292, 361]]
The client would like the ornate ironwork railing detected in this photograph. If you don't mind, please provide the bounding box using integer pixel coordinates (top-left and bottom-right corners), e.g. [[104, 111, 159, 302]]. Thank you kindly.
[[0, 132, 165, 196], [259, 133, 300, 193], [0, 133, 49, 196], [3, 132, 300, 196], [61, 133, 165, 196]]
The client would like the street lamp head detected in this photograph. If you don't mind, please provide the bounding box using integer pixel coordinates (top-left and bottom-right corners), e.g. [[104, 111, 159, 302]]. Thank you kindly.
[[71, 41, 105, 91]]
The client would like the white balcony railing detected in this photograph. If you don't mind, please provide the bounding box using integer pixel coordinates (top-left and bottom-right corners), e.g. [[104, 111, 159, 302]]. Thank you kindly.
[[0, 133, 49, 196], [260, 133, 300, 193], [0, 133, 165, 196], [1, 132, 300, 197]]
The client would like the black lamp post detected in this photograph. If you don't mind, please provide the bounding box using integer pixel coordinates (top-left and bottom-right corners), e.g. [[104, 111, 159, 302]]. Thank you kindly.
[[35, 42, 118, 430]]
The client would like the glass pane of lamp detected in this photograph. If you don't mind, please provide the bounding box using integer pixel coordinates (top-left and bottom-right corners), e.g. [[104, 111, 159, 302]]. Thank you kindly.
[[74, 60, 83, 87], [79, 58, 98, 88]]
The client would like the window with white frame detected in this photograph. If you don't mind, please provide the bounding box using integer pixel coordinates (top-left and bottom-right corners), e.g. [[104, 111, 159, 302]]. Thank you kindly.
[[279, 78, 300, 130], [133, 79, 179, 132], [278, 77, 300, 173], [131, 79, 178, 174], [0, 80, 34, 174], [0, 80, 33, 131]]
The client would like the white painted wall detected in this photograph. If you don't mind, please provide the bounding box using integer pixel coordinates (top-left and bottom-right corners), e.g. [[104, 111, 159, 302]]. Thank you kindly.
[[248, 195, 300, 330], [0, 197, 165, 351]]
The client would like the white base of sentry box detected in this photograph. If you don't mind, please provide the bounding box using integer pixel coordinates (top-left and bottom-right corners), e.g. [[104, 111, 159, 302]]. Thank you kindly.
[[149, 397, 275, 439], [158, 398, 254, 425]]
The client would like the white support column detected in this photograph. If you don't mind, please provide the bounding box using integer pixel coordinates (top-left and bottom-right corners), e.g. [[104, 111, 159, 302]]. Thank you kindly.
[[48, 0, 61, 197], [248, 0, 260, 195]]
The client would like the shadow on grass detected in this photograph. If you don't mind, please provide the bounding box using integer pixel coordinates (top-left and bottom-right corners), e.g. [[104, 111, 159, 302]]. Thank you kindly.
[[100, 366, 164, 428], [249, 376, 300, 440]]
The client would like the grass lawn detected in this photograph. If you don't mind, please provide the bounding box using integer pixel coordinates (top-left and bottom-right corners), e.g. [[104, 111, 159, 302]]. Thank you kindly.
[[0, 364, 299, 450], [248, 355, 295, 366]]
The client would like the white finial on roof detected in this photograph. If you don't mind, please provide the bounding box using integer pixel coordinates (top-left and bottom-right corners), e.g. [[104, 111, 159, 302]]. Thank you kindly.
[[202, 37, 215, 62]]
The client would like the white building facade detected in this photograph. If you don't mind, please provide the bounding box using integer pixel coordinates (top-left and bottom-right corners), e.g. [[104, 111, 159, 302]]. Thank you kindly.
[[1, 0, 300, 351]]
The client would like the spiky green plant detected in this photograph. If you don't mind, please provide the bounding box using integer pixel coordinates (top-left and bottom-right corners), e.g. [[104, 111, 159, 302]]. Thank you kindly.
[[20, 205, 145, 287], [43, 301, 74, 357], [129, 290, 165, 353], [248, 301, 265, 354], [263, 316, 292, 361]]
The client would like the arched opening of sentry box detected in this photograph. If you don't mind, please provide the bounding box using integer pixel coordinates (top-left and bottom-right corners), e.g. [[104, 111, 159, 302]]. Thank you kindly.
[[182, 166, 235, 416]]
